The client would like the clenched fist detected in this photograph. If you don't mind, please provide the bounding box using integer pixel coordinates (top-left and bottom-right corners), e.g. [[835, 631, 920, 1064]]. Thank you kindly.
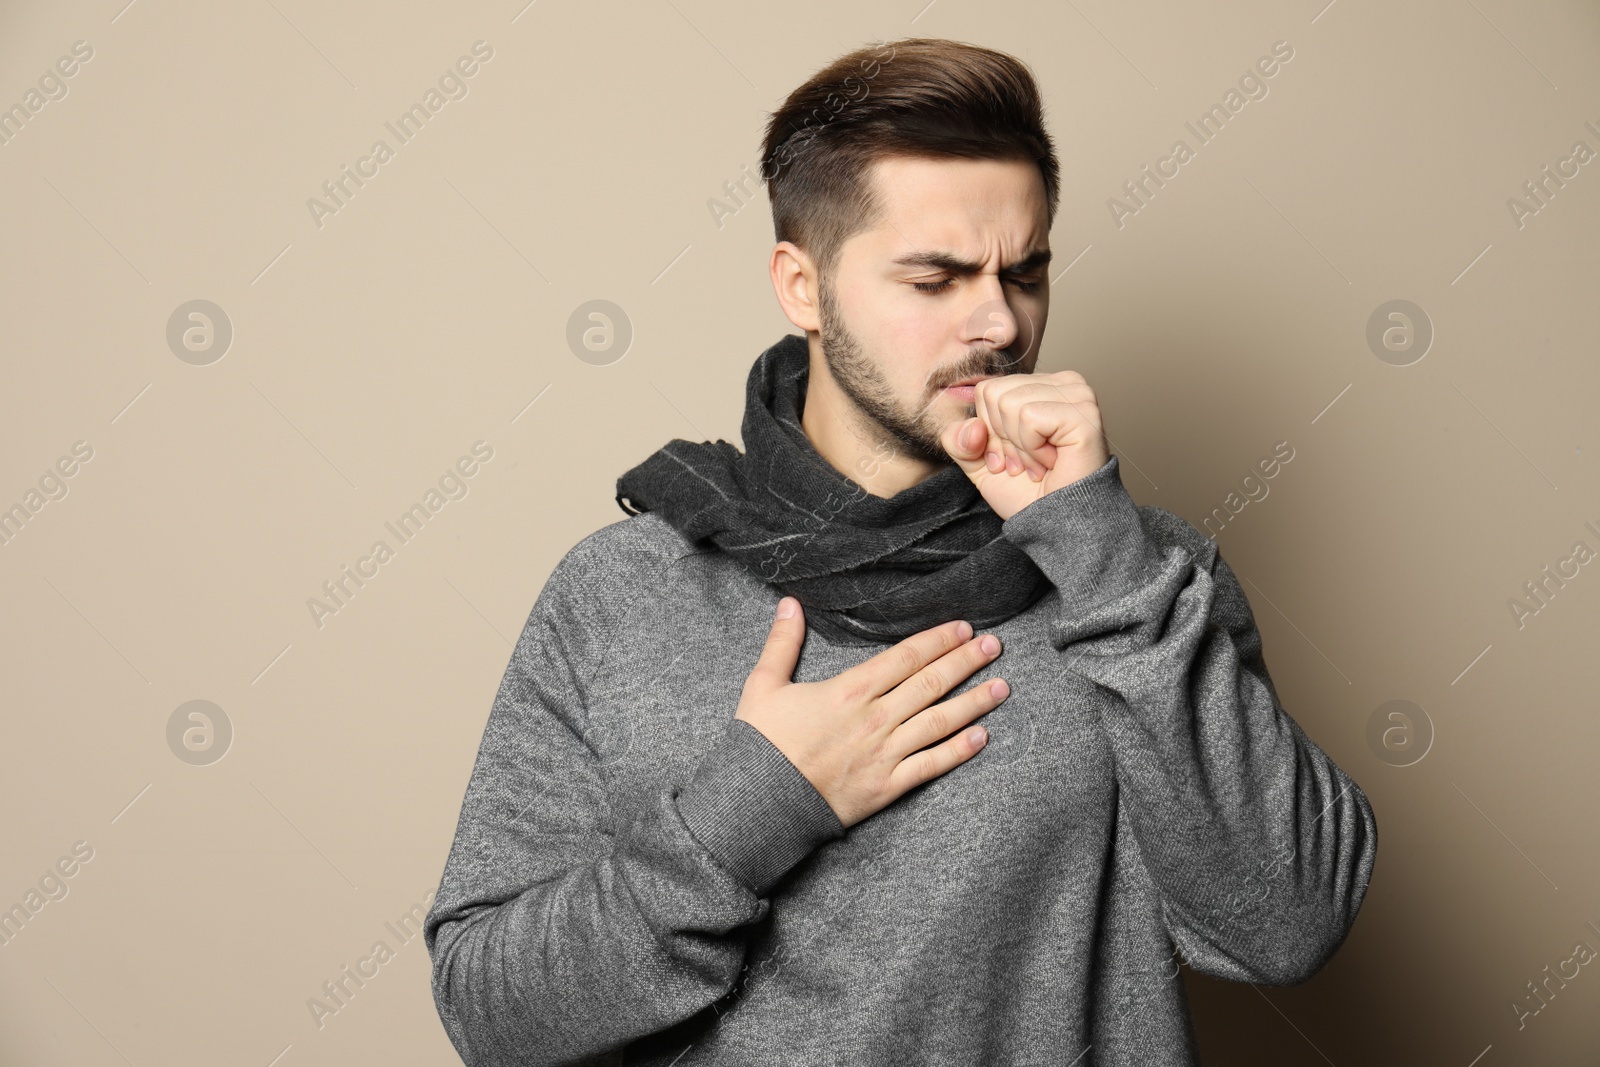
[[938, 370, 1111, 521]]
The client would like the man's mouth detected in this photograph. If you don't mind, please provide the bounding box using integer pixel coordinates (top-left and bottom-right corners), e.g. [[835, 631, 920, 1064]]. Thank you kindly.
[[943, 375, 994, 400]]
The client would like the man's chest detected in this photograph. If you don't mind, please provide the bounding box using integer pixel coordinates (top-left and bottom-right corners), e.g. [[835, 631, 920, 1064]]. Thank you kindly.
[[577, 580, 1120, 855]]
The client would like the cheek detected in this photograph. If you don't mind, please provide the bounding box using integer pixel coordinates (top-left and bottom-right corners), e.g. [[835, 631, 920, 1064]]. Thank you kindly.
[[883, 313, 943, 356], [841, 282, 938, 354], [882, 319, 947, 398]]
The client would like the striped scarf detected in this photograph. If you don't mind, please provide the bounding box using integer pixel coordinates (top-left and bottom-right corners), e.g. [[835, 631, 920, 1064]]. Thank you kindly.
[[615, 333, 1050, 646]]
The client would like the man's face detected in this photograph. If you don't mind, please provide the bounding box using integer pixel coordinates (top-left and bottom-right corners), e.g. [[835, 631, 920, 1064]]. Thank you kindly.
[[815, 154, 1051, 466]]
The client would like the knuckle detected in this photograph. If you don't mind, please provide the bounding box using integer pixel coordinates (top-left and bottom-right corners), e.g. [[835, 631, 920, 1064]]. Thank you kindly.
[[903, 747, 932, 784], [836, 674, 869, 707], [861, 700, 890, 736]]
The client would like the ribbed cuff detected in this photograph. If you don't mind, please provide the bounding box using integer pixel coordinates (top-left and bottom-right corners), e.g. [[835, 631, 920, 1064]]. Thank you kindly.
[[675, 718, 846, 897], [1000, 455, 1160, 614]]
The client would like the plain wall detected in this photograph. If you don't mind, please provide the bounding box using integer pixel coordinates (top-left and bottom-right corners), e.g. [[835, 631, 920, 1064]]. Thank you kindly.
[[1, 0, 1597, 1063]]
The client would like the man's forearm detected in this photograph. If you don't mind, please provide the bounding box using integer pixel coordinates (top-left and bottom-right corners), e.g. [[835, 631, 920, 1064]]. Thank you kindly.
[[1001, 454, 1378, 984]]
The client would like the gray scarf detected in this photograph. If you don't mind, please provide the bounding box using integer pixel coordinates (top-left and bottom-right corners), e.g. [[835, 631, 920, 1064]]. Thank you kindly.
[[615, 334, 1050, 646]]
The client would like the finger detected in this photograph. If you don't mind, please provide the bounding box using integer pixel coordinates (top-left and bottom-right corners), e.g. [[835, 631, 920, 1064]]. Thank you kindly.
[[883, 710, 995, 797], [991, 383, 1067, 480], [1002, 439, 1027, 478], [848, 617, 972, 700], [1013, 404, 1064, 481], [974, 383, 1029, 479], [998, 437, 1037, 480], [975, 379, 1006, 471], [980, 378, 1098, 482], [880, 630, 1003, 724], [939, 416, 990, 481], [968, 401, 1005, 474], [941, 418, 1008, 494], [746, 596, 806, 694], [1036, 381, 1103, 438], [888, 675, 1010, 764], [1014, 402, 1062, 456]]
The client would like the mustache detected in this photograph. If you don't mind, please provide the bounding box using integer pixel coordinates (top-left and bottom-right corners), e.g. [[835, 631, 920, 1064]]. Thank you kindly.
[[932, 345, 1027, 390], [906, 345, 1030, 427]]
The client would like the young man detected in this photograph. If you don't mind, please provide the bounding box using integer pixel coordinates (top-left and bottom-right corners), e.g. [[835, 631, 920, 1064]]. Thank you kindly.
[[425, 37, 1377, 1066]]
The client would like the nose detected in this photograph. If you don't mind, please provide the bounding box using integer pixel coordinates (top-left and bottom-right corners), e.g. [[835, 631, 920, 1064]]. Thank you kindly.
[[963, 293, 1020, 355]]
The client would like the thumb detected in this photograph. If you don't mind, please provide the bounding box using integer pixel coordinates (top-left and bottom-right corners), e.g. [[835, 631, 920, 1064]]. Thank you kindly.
[[748, 596, 805, 691], [940, 416, 991, 483]]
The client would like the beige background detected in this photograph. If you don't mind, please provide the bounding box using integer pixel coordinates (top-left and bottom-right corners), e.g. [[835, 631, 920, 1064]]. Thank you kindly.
[[2, 0, 1597, 1063]]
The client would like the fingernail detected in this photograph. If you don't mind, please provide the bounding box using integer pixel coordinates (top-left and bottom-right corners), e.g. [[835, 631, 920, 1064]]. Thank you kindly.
[[777, 597, 796, 619], [981, 635, 1000, 655]]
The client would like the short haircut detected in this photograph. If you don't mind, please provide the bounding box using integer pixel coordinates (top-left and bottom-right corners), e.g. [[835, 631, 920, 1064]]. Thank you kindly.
[[759, 37, 1060, 281]]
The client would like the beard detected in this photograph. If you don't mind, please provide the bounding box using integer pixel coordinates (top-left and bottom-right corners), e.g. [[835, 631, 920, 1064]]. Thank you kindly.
[[815, 275, 1016, 467]]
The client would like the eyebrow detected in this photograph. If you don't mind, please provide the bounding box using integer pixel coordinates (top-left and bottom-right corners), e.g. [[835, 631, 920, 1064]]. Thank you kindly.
[[890, 248, 1053, 276]]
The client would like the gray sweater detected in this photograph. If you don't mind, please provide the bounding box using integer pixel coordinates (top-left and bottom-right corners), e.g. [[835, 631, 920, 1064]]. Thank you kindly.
[[423, 454, 1378, 1066]]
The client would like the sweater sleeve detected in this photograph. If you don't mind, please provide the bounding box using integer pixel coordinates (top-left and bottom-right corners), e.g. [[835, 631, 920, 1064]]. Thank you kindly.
[[1000, 454, 1378, 987], [423, 533, 846, 1066]]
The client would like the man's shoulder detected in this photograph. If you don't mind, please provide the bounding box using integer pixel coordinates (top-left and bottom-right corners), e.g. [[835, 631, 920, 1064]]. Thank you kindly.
[[1132, 502, 1210, 548], [1132, 503, 1221, 569], [549, 509, 704, 588], [524, 511, 707, 644]]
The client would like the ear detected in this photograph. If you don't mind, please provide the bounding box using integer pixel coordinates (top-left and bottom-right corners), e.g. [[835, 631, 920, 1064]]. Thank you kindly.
[[770, 241, 821, 333]]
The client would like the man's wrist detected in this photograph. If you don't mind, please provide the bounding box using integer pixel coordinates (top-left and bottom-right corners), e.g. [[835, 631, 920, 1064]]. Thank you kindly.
[[999, 455, 1160, 611], [675, 718, 845, 897]]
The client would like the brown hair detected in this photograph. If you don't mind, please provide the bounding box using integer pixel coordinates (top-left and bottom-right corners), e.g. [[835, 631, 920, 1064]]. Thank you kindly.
[[759, 37, 1060, 281]]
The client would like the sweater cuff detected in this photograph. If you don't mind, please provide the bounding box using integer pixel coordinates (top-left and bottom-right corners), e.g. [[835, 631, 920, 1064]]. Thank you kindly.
[[675, 718, 846, 897], [999, 455, 1160, 613]]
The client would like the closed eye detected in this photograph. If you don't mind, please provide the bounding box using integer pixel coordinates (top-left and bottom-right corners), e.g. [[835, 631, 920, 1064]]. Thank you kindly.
[[912, 277, 1042, 294]]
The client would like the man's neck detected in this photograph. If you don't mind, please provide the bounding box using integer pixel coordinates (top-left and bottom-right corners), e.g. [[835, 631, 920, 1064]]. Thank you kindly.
[[799, 349, 945, 500]]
